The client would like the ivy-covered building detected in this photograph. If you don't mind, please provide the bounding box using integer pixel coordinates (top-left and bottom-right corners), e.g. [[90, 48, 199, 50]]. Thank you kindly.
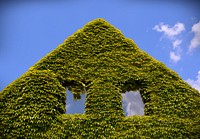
[[0, 18, 199, 138]]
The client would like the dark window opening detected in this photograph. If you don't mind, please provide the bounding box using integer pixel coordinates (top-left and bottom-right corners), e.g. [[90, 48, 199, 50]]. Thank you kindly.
[[122, 90, 144, 116]]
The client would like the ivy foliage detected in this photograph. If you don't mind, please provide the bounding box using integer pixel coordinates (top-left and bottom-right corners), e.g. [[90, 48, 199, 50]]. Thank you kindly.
[[0, 18, 199, 138]]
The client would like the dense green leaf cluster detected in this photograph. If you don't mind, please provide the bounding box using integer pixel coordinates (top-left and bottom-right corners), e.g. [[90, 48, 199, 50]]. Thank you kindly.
[[0, 18, 199, 138], [0, 70, 66, 138]]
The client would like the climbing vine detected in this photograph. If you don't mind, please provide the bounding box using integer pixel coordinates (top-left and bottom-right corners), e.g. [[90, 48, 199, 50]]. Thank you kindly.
[[0, 18, 199, 138]]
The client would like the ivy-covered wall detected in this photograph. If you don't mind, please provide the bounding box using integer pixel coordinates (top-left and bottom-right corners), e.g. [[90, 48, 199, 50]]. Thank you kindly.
[[0, 18, 199, 138]]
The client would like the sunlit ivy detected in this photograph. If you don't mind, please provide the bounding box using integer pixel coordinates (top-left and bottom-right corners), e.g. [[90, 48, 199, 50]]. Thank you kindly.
[[0, 18, 199, 138]]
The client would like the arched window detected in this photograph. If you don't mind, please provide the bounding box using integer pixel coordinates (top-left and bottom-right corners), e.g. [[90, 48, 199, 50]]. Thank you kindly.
[[122, 90, 144, 116], [65, 89, 86, 114]]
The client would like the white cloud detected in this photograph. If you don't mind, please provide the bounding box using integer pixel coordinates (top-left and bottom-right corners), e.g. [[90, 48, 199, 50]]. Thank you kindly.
[[153, 22, 185, 63], [173, 39, 182, 49], [153, 22, 185, 38], [170, 51, 181, 63], [189, 21, 200, 52], [186, 71, 200, 92], [66, 104, 70, 110], [122, 91, 144, 116]]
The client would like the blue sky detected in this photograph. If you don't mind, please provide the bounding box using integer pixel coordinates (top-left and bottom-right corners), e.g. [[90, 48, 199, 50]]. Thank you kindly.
[[1, 0, 200, 115]]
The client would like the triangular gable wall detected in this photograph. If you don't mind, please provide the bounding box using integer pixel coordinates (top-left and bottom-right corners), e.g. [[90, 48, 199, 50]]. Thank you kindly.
[[0, 18, 199, 138]]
